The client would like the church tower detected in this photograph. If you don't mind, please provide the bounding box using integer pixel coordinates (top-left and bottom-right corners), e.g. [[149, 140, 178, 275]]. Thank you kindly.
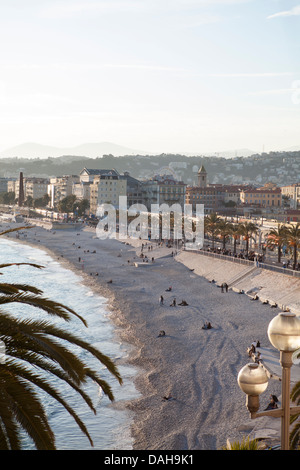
[[197, 165, 207, 188]]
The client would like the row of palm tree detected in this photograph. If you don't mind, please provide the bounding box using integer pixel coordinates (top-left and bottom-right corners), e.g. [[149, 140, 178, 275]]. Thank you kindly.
[[204, 214, 300, 269], [267, 223, 300, 269], [204, 213, 259, 256]]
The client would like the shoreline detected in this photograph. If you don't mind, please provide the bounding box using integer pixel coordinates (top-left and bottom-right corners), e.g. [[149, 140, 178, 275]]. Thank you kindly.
[[1, 222, 296, 450]]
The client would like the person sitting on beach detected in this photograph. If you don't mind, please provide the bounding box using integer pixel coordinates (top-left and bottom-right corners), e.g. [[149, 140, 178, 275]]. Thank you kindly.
[[166, 286, 172, 292], [178, 300, 188, 306], [264, 394, 278, 410], [170, 298, 176, 307], [202, 322, 212, 330], [255, 351, 262, 363], [158, 330, 166, 337], [162, 393, 173, 401], [247, 344, 255, 357]]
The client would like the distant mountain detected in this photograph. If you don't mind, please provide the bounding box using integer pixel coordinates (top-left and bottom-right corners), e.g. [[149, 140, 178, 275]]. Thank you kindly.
[[0, 142, 146, 159], [202, 148, 256, 158], [282, 145, 300, 152], [0, 149, 299, 187]]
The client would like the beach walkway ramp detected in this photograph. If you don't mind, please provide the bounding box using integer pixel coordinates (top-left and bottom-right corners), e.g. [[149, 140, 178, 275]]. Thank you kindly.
[[253, 347, 300, 385], [227, 265, 258, 288]]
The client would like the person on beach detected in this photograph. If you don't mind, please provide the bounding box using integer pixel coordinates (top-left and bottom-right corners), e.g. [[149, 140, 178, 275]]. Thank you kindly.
[[255, 351, 262, 363], [264, 394, 278, 410], [166, 286, 172, 292], [159, 295, 164, 305], [162, 393, 173, 401], [248, 344, 255, 356], [170, 298, 176, 307]]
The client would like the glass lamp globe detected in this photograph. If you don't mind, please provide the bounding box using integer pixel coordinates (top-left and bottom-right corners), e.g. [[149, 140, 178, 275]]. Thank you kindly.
[[237, 363, 269, 396], [268, 313, 300, 352]]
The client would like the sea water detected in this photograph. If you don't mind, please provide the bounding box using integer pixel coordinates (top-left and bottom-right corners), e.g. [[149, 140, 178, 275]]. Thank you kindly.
[[0, 238, 139, 450]]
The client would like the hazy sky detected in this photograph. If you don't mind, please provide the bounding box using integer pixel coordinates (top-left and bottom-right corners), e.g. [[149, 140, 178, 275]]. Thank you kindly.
[[0, 0, 299, 154]]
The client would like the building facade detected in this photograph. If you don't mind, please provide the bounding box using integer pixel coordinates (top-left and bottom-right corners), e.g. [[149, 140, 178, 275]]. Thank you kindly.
[[48, 175, 80, 208], [25, 178, 49, 200], [185, 166, 225, 213], [240, 187, 282, 208], [281, 183, 300, 209], [88, 169, 127, 216], [141, 175, 186, 211]]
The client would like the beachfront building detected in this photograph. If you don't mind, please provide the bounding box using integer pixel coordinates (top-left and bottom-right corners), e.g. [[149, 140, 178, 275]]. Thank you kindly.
[[240, 187, 282, 208], [89, 169, 127, 216], [185, 165, 217, 214], [7, 177, 49, 202], [208, 184, 248, 206], [140, 175, 186, 211], [186, 165, 255, 214], [7, 179, 17, 194], [24, 178, 49, 200], [185, 185, 222, 214], [119, 172, 144, 207], [285, 209, 300, 222], [48, 175, 80, 209], [281, 183, 300, 209], [186, 166, 231, 213], [72, 181, 91, 201], [0, 177, 10, 193]]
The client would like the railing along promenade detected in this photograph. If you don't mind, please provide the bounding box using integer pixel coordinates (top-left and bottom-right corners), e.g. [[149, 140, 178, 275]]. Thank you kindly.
[[182, 247, 300, 279]]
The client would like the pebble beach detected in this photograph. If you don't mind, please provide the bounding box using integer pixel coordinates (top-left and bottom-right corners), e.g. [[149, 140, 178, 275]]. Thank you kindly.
[[2, 221, 300, 450]]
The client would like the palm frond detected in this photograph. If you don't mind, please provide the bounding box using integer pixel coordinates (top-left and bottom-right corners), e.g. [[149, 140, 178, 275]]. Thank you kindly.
[[0, 262, 44, 270], [0, 226, 34, 237], [0, 292, 87, 325], [0, 283, 43, 295], [0, 368, 56, 449]]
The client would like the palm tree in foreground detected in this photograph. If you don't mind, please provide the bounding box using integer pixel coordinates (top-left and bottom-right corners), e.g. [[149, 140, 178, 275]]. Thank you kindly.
[[290, 375, 300, 449], [0, 227, 122, 450]]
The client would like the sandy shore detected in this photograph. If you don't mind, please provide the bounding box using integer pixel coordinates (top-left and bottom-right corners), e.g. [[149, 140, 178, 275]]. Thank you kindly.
[[2, 222, 298, 450]]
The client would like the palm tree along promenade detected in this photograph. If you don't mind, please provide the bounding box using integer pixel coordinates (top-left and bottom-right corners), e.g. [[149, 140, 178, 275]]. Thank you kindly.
[[196, 215, 300, 278]]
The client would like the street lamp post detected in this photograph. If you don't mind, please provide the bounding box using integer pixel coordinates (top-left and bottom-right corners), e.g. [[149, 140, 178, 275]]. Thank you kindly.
[[237, 312, 300, 450]]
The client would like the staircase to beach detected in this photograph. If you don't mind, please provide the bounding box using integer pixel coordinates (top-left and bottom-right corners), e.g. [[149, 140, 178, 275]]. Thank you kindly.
[[226, 265, 258, 288]]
